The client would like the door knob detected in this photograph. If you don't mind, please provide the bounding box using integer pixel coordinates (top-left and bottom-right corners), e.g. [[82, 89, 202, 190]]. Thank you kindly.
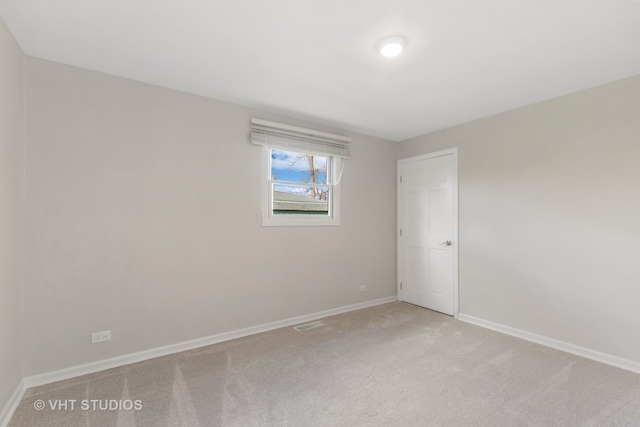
[[440, 240, 452, 246]]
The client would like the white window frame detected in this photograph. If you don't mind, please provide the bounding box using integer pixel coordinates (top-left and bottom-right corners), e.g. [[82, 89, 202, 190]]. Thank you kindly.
[[261, 145, 342, 227], [251, 118, 349, 227]]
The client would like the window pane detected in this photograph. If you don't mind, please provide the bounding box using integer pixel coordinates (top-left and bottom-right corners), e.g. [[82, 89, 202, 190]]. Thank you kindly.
[[271, 149, 327, 185], [273, 184, 329, 215]]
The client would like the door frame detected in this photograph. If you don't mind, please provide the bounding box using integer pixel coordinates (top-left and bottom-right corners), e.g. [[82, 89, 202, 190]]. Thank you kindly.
[[397, 148, 459, 318]]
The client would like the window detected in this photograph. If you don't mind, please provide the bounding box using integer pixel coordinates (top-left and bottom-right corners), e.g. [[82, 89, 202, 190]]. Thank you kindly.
[[264, 147, 340, 225], [270, 148, 330, 216], [250, 119, 350, 226]]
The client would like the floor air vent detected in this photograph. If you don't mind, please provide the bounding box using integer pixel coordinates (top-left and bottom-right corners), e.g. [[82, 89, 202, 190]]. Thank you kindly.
[[294, 321, 324, 332]]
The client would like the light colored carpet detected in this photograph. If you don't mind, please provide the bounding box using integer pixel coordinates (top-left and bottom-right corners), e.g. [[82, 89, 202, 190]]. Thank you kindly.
[[9, 302, 640, 426]]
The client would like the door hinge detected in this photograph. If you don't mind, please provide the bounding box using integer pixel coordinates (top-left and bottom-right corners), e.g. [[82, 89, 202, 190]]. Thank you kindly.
[[400, 282, 403, 290], [400, 176, 402, 184], [399, 229, 402, 237]]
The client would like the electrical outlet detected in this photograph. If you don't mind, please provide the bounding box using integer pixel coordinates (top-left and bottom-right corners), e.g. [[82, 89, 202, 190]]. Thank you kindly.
[[91, 330, 111, 344], [359, 285, 367, 291]]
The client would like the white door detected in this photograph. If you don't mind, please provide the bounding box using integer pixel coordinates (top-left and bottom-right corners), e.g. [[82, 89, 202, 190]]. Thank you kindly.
[[399, 150, 457, 316]]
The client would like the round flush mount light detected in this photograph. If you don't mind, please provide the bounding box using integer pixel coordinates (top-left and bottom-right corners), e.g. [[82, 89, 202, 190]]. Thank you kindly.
[[378, 36, 406, 58]]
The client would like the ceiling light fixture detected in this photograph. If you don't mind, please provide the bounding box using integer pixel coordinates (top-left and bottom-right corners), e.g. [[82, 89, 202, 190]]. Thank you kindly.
[[378, 36, 406, 58]]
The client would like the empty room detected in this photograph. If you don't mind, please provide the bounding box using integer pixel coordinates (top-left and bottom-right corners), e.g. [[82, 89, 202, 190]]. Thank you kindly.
[[1, 1, 640, 426]]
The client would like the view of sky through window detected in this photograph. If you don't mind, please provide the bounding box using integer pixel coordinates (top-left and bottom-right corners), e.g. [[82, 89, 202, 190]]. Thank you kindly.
[[270, 149, 328, 190]]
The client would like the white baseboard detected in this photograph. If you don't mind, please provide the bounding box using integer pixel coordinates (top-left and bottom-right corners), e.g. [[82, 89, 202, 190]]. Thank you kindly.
[[24, 296, 397, 389], [458, 313, 640, 374], [0, 380, 25, 427]]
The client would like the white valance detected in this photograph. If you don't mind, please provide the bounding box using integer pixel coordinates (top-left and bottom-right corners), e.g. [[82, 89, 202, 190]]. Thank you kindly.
[[250, 118, 351, 159]]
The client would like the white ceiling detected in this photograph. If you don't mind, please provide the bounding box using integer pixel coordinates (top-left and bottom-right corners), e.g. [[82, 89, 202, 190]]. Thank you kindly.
[[1, 1, 640, 141]]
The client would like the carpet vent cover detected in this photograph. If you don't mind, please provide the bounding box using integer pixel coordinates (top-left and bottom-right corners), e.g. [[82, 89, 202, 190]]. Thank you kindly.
[[294, 321, 324, 332]]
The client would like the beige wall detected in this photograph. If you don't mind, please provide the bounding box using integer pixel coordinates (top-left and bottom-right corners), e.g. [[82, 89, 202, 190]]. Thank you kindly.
[[0, 17, 24, 409], [23, 57, 398, 376], [399, 75, 640, 363]]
